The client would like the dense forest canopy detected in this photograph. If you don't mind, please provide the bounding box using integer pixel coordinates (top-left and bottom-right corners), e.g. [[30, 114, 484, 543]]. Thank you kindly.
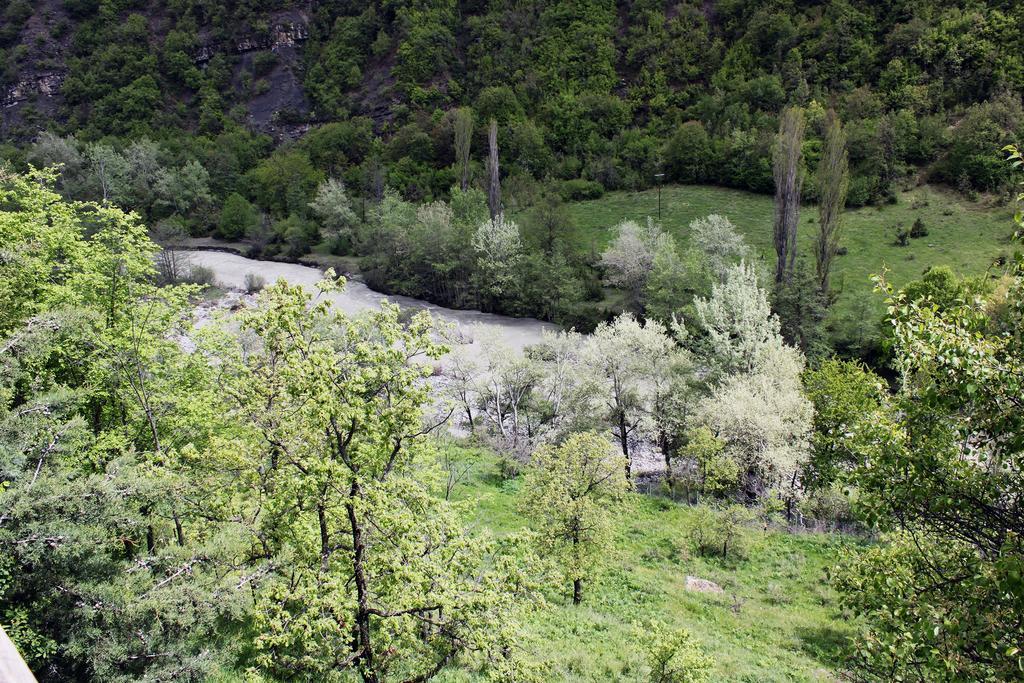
[[3, 0, 1023, 203]]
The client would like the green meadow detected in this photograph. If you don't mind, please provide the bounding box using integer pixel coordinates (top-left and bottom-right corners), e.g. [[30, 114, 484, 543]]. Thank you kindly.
[[537, 183, 1015, 325]]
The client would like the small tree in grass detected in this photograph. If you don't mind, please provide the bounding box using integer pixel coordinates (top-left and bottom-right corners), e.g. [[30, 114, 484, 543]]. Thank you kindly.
[[522, 432, 629, 604], [646, 621, 714, 683], [680, 426, 738, 503]]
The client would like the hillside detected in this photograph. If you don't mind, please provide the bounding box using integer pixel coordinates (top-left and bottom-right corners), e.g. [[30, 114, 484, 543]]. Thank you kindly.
[[1, 2, 1020, 357], [3, 1, 1023, 200], [520, 183, 1017, 344]]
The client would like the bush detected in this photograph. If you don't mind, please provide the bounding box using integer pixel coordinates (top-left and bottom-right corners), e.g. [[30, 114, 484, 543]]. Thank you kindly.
[[185, 264, 216, 286], [910, 217, 928, 238], [689, 505, 754, 560], [894, 225, 909, 246], [559, 178, 604, 201], [244, 272, 266, 294], [645, 622, 714, 683]]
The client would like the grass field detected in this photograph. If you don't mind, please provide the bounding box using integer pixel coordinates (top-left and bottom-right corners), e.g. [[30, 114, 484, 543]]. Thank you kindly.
[[531, 183, 1016, 327], [439, 446, 857, 682], [211, 446, 858, 683]]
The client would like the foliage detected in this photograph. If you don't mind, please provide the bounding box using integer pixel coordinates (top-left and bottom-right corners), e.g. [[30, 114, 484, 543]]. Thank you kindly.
[[308, 177, 358, 246], [681, 426, 738, 501], [522, 432, 629, 604], [0, 168, 239, 680], [697, 341, 813, 504], [688, 505, 755, 561], [834, 240, 1024, 679], [217, 191, 259, 240], [600, 218, 676, 308], [645, 622, 714, 683], [692, 261, 779, 377], [802, 358, 886, 491]]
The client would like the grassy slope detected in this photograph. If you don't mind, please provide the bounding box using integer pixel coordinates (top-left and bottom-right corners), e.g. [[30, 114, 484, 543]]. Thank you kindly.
[[440, 447, 857, 682], [534, 183, 1015, 322]]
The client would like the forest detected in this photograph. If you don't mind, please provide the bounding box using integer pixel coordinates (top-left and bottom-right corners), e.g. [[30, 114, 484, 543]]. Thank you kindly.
[[2, 0, 1024, 681]]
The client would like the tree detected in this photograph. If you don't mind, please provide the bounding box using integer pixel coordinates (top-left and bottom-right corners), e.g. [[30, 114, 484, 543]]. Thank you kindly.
[[217, 192, 259, 240], [308, 177, 358, 245], [213, 278, 531, 681], [697, 342, 812, 505], [688, 214, 750, 283], [645, 241, 690, 322], [772, 106, 805, 284], [600, 218, 676, 309], [664, 121, 711, 184], [772, 259, 829, 360], [582, 314, 679, 480], [646, 622, 714, 683], [815, 110, 849, 297], [85, 142, 129, 204], [693, 261, 781, 377], [0, 169, 241, 680], [680, 426, 738, 502], [522, 432, 628, 604], [834, 254, 1024, 680], [154, 160, 212, 219], [473, 214, 523, 308], [487, 118, 501, 219], [454, 107, 473, 190], [802, 358, 885, 491], [26, 132, 85, 197], [473, 327, 542, 449]]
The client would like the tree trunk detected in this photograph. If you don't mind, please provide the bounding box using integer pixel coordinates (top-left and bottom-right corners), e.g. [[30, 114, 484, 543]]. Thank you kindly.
[[346, 480, 377, 683], [573, 578, 583, 605], [487, 119, 501, 220], [618, 410, 631, 481]]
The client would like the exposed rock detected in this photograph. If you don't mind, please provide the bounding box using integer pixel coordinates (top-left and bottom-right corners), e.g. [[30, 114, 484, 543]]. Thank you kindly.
[[194, 19, 309, 63], [685, 576, 724, 594], [3, 72, 65, 108]]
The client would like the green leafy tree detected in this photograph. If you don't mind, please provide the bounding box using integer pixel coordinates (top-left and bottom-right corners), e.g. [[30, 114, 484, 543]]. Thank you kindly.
[[802, 358, 885, 491], [0, 169, 241, 680], [835, 250, 1024, 679], [645, 622, 714, 683], [216, 192, 258, 240], [522, 432, 629, 604], [211, 278, 532, 681]]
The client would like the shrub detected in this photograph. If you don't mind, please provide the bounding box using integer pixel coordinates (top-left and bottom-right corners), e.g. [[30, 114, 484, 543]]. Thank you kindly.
[[910, 216, 928, 238], [645, 622, 714, 683], [894, 225, 909, 246], [559, 178, 605, 201], [244, 272, 266, 294], [688, 505, 754, 560], [185, 264, 216, 286]]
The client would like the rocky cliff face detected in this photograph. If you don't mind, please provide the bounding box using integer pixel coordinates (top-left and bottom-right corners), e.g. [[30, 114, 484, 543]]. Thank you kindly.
[[1, 3, 314, 140]]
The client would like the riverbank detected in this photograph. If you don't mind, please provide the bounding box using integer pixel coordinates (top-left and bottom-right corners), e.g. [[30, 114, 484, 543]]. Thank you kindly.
[[181, 250, 559, 355]]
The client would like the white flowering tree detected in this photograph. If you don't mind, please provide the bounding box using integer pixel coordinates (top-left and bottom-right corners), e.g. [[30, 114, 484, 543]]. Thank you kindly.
[[600, 217, 677, 307], [689, 214, 750, 282], [697, 342, 812, 505], [693, 260, 781, 377], [473, 214, 524, 306], [582, 314, 682, 480]]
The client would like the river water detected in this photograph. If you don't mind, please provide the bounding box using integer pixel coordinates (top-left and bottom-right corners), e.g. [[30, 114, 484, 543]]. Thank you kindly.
[[183, 250, 558, 356]]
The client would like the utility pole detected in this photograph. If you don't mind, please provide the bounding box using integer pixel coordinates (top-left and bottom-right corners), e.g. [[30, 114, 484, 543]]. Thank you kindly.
[[655, 173, 665, 222]]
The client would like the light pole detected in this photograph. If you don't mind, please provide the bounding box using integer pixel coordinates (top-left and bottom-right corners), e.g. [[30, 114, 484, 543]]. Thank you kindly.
[[654, 173, 665, 222]]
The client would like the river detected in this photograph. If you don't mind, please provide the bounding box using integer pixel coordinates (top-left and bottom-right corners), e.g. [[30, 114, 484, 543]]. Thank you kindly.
[[183, 250, 558, 356]]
